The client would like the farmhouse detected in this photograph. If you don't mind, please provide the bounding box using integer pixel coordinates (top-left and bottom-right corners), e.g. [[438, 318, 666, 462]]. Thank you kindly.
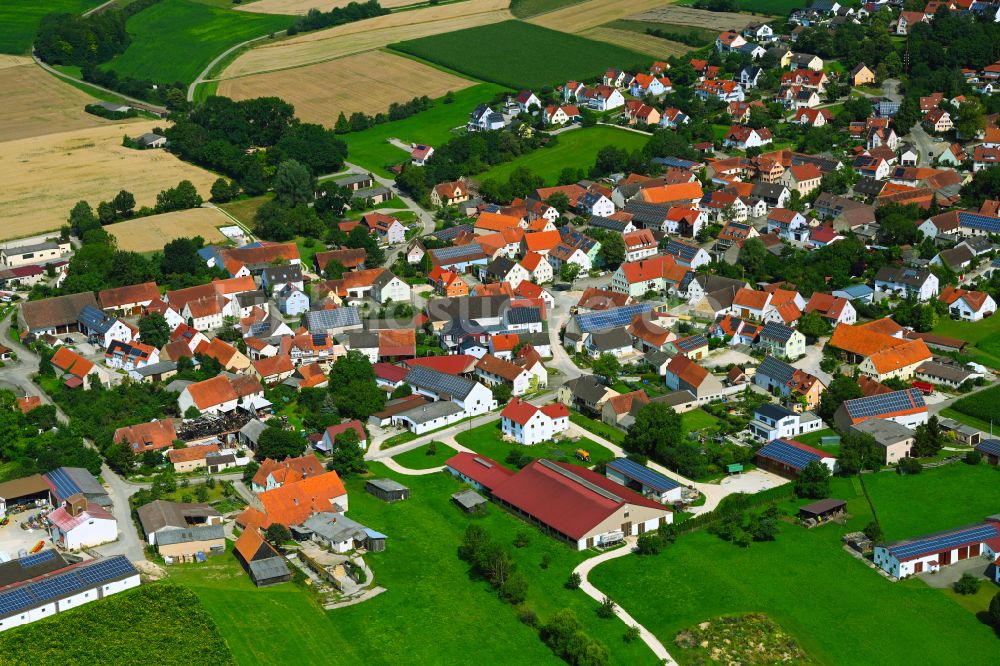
[[850, 418, 915, 464], [135, 500, 224, 545], [605, 458, 682, 504], [50, 347, 109, 390], [938, 286, 996, 321], [874, 517, 1000, 578], [834, 389, 928, 431], [177, 373, 266, 416], [47, 495, 117, 551], [500, 398, 569, 445], [755, 438, 838, 477], [234, 528, 291, 587], [18, 292, 98, 337], [449, 453, 672, 550], [98, 282, 160, 315], [748, 404, 823, 442]]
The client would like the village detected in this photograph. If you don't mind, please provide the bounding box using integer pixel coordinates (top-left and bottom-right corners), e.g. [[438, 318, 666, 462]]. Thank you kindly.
[[2, 0, 1000, 663]]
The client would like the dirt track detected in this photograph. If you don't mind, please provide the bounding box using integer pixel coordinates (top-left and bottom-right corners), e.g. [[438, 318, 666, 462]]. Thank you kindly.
[[236, 0, 416, 15]]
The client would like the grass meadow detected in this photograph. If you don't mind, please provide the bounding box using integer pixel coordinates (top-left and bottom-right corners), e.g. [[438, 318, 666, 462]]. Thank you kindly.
[[932, 314, 1000, 369], [455, 420, 616, 469], [0, 0, 103, 55]]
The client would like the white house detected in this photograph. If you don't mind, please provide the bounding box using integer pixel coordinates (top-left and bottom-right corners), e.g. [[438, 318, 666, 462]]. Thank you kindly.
[[475, 354, 534, 396], [500, 398, 569, 445], [874, 266, 939, 302], [748, 404, 823, 442], [47, 497, 117, 551], [578, 192, 615, 218], [939, 286, 996, 322], [404, 366, 497, 419], [372, 271, 411, 304], [521, 252, 553, 284], [874, 518, 1000, 579], [516, 90, 542, 113], [277, 285, 310, 316]]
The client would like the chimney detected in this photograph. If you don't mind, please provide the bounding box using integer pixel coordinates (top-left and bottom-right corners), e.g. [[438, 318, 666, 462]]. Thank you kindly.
[[67, 494, 87, 517]]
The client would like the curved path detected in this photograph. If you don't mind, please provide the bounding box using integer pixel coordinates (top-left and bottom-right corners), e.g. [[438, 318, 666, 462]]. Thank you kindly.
[[379, 458, 446, 476], [31, 52, 168, 115], [187, 31, 288, 102], [572, 538, 676, 665]]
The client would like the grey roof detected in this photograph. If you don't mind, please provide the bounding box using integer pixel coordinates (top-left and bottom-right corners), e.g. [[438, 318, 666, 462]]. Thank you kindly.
[[916, 361, 973, 383], [651, 389, 697, 407], [349, 331, 380, 349], [430, 224, 474, 242], [303, 512, 372, 543], [624, 202, 672, 225], [334, 173, 373, 186], [425, 295, 510, 323], [135, 500, 221, 537], [138, 132, 165, 145], [249, 556, 290, 582], [304, 306, 361, 333], [850, 418, 914, 447], [644, 349, 671, 368], [206, 452, 237, 465], [77, 304, 115, 334], [2, 241, 62, 256], [240, 419, 268, 443], [235, 290, 268, 309], [760, 321, 796, 344], [95, 100, 129, 111], [756, 403, 796, 421], [757, 355, 795, 384], [131, 360, 177, 377], [396, 399, 464, 424], [588, 216, 631, 232], [589, 327, 634, 352], [261, 264, 303, 284], [875, 266, 932, 288], [155, 524, 225, 546], [935, 245, 975, 270], [367, 478, 409, 493], [372, 270, 400, 290], [59, 467, 106, 497], [564, 375, 611, 403], [452, 488, 487, 509], [352, 185, 391, 199], [405, 365, 477, 400], [485, 256, 517, 276]]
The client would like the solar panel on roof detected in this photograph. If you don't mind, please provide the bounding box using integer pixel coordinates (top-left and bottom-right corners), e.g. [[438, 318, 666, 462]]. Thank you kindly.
[[960, 212, 1000, 233], [607, 458, 680, 492], [45, 468, 81, 501], [19, 550, 56, 568], [757, 439, 822, 470], [76, 557, 136, 586], [432, 244, 484, 261], [976, 439, 1000, 456], [889, 524, 998, 560], [29, 572, 84, 603], [0, 588, 35, 616], [406, 366, 475, 400], [575, 303, 653, 333], [846, 389, 924, 419]]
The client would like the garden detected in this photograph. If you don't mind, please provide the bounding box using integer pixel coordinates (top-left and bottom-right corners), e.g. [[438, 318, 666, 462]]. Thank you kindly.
[[391, 21, 650, 90], [455, 420, 615, 469]]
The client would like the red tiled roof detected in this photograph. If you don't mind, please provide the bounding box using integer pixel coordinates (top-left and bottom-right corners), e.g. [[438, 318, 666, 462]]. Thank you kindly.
[[404, 354, 477, 374], [666, 354, 708, 388], [98, 282, 160, 309], [168, 444, 219, 464], [446, 452, 515, 491], [258, 471, 348, 527], [323, 420, 367, 444], [252, 454, 325, 487]]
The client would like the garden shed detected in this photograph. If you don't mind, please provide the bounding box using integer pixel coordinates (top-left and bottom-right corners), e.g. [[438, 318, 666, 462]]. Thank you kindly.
[[366, 478, 410, 503], [452, 489, 487, 514], [798, 499, 847, 525]]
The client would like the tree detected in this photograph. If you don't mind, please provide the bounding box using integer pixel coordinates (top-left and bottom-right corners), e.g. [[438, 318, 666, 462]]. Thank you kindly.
[[635, 533, 663, 555], [69, 200, 100, 236], [795, 460, 831, 498], [265, 523, 291, 546], [953, 572, 982, 595], [328, 350, 385, 419], [326, 428, 368, 477], [565, 572, 581, 589], [273, 159, 315, 207], [818, 374, 863, 421], [161, 237, 204, 276], [334, 111, 350, 134], [137, 313, 170, 348], [592, 354, 621, 383], [560, 262, 581, 286], [242, 460, 259, 484], [210, 178, 235, 203], [748, 506, 780, 542], [838, 431, 883, 475], [112, 190, 135, 218], [912, 415, 944, 458], [97, 200, 116, 224], [155, 180, 202, 213], [255, 426, 304, 461], [597, 233, 625, 269], [954, 99, 985, 139], [797, 310, 831, 339], [989, 590, 1000, 629], [546, 191, 571, 214], [863, 520, 883, 542], [897, 457, 923, 475], [623, 403, 684, 467], [500, 571, 528, 604], [324, 260, 348, 280], [492, 383, 513, 405]]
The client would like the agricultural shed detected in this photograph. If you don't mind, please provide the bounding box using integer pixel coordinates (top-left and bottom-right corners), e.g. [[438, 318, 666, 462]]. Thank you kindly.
[[366, 478, 410, 503]]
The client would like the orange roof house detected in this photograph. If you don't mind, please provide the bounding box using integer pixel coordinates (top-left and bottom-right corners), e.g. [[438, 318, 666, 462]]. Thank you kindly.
[[475, 212, 523, 233], [638, 182, 703, 205], [255, 471, 349, 527], [113, 420, 178, 453], [252, 454, 325, 491]]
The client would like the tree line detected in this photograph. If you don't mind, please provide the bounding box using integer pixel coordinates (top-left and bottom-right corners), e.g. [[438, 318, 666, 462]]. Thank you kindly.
[[334, 95, 434, 134], [287, 0, 390, 35]]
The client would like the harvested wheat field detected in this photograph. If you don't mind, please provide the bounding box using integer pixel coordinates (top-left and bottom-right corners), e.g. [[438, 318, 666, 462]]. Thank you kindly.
[[219, 51, 473, 127], [221, 0, 511, 78], [0, 121, 217, 241], [580, 26, 692, 58], [627, 6, 756, 31], [0, 61, 137, 142], [237, 0, 416, 15], [108, 207, 228, 252], [528, 0, 668, 33]]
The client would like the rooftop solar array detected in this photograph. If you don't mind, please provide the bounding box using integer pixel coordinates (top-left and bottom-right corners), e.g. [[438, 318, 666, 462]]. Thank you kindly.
[[959, 212, 1000, 233], [44, 468, 81, 501], [538, 460, 622, 503], [18, 550, 56, 568], [976, 439, 1000, 456], [675, 334, 708, 352], [888, 523, 999, 560], [575, 303, 654, 334], [607, 458, 680, 492], [304, 306, 361, 332], [405, 365, 476, 400], [665, 240, 700, 263], [0, 556, 136, 619], [844, 389, 925, 420], [757, 355, 795, 385], [430, 243, 484, 261], [757, 439, 822, 470], [506, 307, 541, 325]]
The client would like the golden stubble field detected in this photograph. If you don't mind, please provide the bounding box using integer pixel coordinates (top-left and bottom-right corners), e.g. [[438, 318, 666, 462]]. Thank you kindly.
[[527, 0, 672, 33], [218, 51, 473, 127], [0, 58, 141, 142], [220, 0, 512, 78], [108, 207, 229, 252], [627, 5, 758, 31], [236, 0, 417, 15], [0, 121, 217, 241], [579, 26, 692, 58]]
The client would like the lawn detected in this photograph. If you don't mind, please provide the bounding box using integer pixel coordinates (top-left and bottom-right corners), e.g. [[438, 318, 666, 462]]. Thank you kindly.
[[569, 410, 625, 445], [591, 473, 1000, 665], [476, 126, 649, 185], [101, 0, 291, 85], [171, 466, 658, 664], [391, 441, 457, 469], [861, 462, 1000, 540], [681, 408, 720, 434], [0, 0, 104, 55], [391, 20, 651, 89], [219, 193, 272, 225], [940, 407, 994, 434], [931, 314, 1000, 369], [455, 420, 616, 469], [344, 83, 509, 176], [738, 0, 806, 15]]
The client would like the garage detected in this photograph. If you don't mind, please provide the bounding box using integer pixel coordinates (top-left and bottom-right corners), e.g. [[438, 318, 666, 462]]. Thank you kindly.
[[0, 475, 53, 518]]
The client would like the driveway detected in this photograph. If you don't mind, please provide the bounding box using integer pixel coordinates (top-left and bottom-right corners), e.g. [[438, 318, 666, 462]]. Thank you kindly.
[[917, 556, 994, 588], [792, 339, 833, 386]]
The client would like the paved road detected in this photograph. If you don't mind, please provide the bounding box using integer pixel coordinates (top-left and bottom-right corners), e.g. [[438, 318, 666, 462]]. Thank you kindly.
[[187, 31, 288, 102], [908, 123, 945, 165]]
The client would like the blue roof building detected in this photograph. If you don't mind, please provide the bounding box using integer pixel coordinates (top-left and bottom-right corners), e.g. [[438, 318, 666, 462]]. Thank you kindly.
[[605, 458, 682, 503]]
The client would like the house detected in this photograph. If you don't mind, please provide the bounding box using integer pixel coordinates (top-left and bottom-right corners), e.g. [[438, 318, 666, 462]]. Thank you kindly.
[[557, 375, 618, 414], [177, 373, 266, 416], [104, 340, 159, 371], [601, 390, 649, 429], [452, 453, 672, 549], [0, 553, 139, 632], [604, 458, 682, 504], [895, 10, 928, 35], [363, 213, 406, 246], [834, 388, 929, 431], [923, 108, 954, 133], [47, 495, 117, 550], [755, 438, 837, 477], [410, 144, 434, 166], [167, 444, 221, 473], [939, 286, 996, 321], [850, 63, 876, 87], [0, 240, 70, 269], [793, 108, 833, 127], [515, 90, 541, 113], [276, 284, 309, 316], [332, 173, 374, 192], [242, 470, 349, 528], [735, 64, 763, 89], [482, 257, 529, 289], [154, 523, 226, 561], [789, 53, 824, 71], [716, 30, 747, 52], [804, 293, 856, 326], [696, 80, 745, 103], [543, 104, 580, 125], [850, 418, 915, 465], [873, 517, 1000, 578], [50, 347, 109, 390], [500, 398, 569, 445], [431, 180, 469, 207], [627, 315, 675, 352], [113, 420, 178, 454], [581, 85, 625, 111], [260, 264, 304, 294], [781, 164, 823, 196], [403, 365, 496, 415], [660, 107, 690, 129], [77, 305, 133, 348], [724, 125, 773, 151], [663, 355, 728, 403], [250, 454, 326, 493], [663, 239, 710, 269], [748, 403, 823, 442], [135, 500, 223, 545], [251, 354, 295, 385], [976, 439, 1000, 466], [874, 266, 939, 301], [859, 337, 932, 382], [754, 356, 825, 410], [586, 328, 636, 359], [766, 209, 809, 242], [520, 252, 553, 284], [623, 229, 658, 262], [234, 528, 291, 587], [372, 271, 411, 304], [467, 105, 506, 133], [629, 73, 670, 97], [98, 282, 160, 316]]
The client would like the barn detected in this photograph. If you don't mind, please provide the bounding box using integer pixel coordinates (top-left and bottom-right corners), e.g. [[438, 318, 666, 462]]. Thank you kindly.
[[754, 438, 838, 478], [366, 478, 411, 503], [604, 458, 683, 503], [975, 439, 1000, 466], [873, 517, 1000, 578]]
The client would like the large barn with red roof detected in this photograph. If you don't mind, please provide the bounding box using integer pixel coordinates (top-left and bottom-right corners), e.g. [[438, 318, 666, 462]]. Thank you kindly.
[[445, 453, 672, 550]]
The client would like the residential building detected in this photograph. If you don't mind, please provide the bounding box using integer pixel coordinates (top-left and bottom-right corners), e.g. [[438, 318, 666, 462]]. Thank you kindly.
[[113, 420, 178, 454], [754, 356, 825, 410], [748, 404, 823, 442], [251, 454, 326, 492], [556, 375, 618, 414], [756, 321, 806, 359], [604, 458, 682, 504], [50, 347, 109, 390], [135, 500, 223, 545], [804, 292, 856, 326], [874, 266, 939, 301], [850, 418, 915, 464], [500, 398, 569, 445], [939, 286, 996, 321], [48, 495, 117, 550]]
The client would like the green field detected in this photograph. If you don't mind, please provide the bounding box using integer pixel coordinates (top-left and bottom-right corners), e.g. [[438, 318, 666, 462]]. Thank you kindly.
[[931, 314, 1000, 369], [0, 0, 103, 55], [476, 126, 649, 185], [455, 420, 616, 468], [391, 20, 650, 89], [392, 441, 458, 469], [950, 383, 1000, 427], [343, 83, 509, 176], [591, 469, 1000, 665], [608, 19, 716, 46], [509, 0, 584, 18], [862, 462, 1000, 539], [102, 0, 291, 84], [0, 584, 234, 665], [739, 0, 806, 15], [172, 465, 657, 665]]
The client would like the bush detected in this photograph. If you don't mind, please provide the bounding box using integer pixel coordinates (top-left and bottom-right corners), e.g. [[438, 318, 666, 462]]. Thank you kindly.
[[596, 596, 616, 619], [540, 553, 551, 569], [954, 572, 982, 595], [565, 572, 581, 590], [635, 534, 663, 555], [513, 530, 531, 548], [623, 625, 642, 643], [897, 457, 923, 475], [426, 442, 437, 456], [964, 451, 982, 465], [518, 608, 539, 627]]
